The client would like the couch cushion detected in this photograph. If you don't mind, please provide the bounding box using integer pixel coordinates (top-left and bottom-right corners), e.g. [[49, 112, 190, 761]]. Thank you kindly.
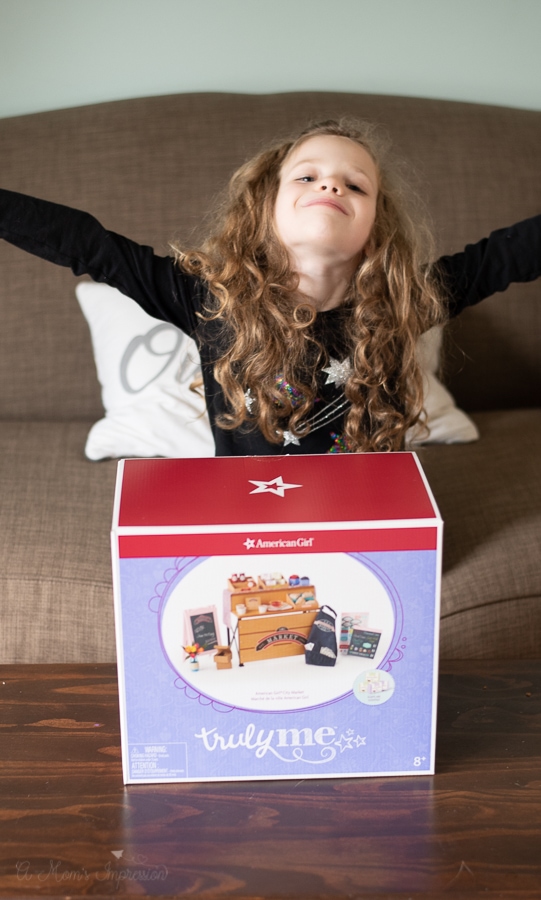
[[0, 422, 117, 663], [419, 409, 541, 658], [1, 411, 540, 663]]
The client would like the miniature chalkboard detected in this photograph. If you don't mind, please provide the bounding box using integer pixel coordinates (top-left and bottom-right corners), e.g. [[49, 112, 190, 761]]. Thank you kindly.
[[184, 605, 221, 654], [347, 628, 381, 659]]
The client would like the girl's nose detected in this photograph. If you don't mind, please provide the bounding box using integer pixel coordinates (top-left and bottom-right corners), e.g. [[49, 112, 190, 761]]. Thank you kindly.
[[320, 181, 340, 193]]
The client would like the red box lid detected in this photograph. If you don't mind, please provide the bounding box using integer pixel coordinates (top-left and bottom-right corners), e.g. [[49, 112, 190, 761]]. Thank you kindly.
[[116, 454, 438, 529]]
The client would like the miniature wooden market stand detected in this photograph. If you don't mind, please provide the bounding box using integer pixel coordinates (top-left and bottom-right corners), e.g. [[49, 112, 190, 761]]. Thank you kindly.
[[223, 575, 319, 666]]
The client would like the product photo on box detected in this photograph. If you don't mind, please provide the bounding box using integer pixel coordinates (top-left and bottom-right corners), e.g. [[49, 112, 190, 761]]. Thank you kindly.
[[111, 453, 442, 783]]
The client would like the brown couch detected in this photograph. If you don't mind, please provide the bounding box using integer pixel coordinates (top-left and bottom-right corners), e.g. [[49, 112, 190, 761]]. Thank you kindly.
[[1, 92, 540, 663]]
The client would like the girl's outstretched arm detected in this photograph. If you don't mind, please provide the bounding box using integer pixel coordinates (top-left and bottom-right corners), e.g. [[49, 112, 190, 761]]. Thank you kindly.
[[0, 188, 204, 336], [435, 215, 541, 317]]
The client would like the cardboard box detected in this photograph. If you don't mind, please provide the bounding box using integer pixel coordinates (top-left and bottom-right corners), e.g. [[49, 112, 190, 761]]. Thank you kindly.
[[111, 453, 442, 783]]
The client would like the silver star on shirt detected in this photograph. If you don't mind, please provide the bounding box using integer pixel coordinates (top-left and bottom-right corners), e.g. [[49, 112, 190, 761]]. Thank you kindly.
[[244, 389, 255, 413], [322, 357, 352, 387], [282, 430, 301, 447]]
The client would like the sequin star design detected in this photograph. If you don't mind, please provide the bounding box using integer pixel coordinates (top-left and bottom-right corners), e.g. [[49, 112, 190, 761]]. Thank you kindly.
[[322, 357, 352, 387], [244, 389, 255, 413], [282, 430, 301, 447]]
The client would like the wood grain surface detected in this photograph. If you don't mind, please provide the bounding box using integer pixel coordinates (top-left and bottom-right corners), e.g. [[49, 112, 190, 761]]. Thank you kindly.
[[0, 661, 539, 899]]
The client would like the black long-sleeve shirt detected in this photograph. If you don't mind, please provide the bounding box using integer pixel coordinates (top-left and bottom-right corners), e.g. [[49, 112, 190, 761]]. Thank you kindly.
[[1, 189, 540, 455]]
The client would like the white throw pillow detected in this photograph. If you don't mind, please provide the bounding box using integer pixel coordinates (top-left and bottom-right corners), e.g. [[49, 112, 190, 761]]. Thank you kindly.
[[76, 282, 214, 460], [406, 326, 479, 446], [77, 283, 478, 459]]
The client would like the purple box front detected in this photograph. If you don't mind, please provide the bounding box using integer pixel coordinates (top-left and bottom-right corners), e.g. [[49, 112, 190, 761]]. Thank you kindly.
[[111, 454, 442, 782]]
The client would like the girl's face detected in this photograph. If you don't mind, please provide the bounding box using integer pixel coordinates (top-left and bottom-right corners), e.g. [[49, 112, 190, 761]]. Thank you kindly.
[[274, 134, 378, 268]]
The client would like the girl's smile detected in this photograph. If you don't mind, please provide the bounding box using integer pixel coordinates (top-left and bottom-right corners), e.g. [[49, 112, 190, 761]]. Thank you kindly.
[[303, 196, 348, 214]]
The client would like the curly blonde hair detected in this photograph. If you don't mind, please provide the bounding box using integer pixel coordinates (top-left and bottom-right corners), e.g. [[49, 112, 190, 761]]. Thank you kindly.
[[173, 118, 446, 452]]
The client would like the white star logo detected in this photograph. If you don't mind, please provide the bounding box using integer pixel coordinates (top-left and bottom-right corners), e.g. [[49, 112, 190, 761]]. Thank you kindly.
[[334, 733, 354, 753], [248, 476, 303, 498], [243, 538, 256, 549]]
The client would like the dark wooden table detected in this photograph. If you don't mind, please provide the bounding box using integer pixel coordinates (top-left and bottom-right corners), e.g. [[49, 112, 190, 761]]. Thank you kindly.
[[0, 661, 539, 899]]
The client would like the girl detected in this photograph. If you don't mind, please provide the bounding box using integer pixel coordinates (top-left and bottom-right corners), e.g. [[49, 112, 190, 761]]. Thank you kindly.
[[1, 118, 540, 456]]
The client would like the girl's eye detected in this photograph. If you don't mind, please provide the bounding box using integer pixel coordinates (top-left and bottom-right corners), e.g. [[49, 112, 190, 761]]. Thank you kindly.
[[347, 184, 366, 194], [297, 176, 315, 183]]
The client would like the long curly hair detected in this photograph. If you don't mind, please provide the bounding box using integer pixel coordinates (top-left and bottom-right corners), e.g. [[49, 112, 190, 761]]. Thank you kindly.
[[173, 118, 447, 452]]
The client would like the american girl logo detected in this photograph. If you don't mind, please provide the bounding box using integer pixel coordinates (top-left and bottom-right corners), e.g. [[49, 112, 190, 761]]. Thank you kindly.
[[194, 724, 367, 764], [243, 536, 315, 550]]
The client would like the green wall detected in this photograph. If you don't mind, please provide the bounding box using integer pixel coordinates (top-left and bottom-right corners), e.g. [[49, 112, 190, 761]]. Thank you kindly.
[[1, 0, 540, 118]]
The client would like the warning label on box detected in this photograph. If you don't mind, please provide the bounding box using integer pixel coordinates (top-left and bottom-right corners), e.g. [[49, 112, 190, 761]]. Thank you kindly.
[[129, 742, 188, 780]]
